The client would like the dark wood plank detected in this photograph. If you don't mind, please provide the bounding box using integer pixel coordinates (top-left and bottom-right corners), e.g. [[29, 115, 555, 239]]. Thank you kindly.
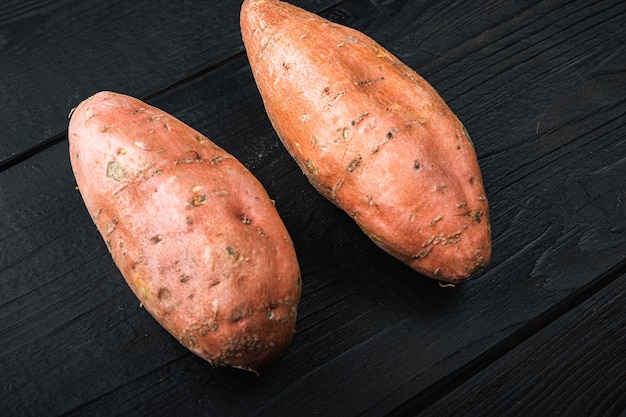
[[0, 0, 339, 167], [149, 1, 626, 415], [1, 0, 625, 416], [416, 276, 625, 417]]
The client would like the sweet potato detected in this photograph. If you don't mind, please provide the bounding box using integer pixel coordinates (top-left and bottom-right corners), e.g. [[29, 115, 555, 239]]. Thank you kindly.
[[240, 0, 491, 283], [68, 91, 301, 372]]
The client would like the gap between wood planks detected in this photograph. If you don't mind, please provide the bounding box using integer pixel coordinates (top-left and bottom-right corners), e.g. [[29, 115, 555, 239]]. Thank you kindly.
[[0, 50, 250, 175], [384, 260, 626, 417]]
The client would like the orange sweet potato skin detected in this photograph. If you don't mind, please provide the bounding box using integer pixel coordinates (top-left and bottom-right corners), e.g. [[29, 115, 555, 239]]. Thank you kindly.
[[241, 0, 491, 283], [68, 91, 301, 372]]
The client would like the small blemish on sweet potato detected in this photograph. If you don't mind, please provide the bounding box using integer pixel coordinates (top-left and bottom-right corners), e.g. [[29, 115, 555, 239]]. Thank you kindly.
[[346, 155, 362, 172], [188, 194, 207, 208], [106, 161, 126, 181], [430, 215, 443, 226], [467, 209, 484, 223], [337, 35, 359, 47], [229, 307, 251, 323], [176, 150, 203, 164], [304, 159, 317, 174], [351, 112, 369, 125], [157, 287, 172, 301], [330, 179, 344, 199], [181, 333, 198, 348], [443, 231, 462, 246], [211, 155, 227, 164], [357, 76, 384, 86], [413, 247, 433, 259], [372, 44, 391, 59], [135, 141, 150, 151], [227, 246, 246, 261], [105, 217, 118, 236]]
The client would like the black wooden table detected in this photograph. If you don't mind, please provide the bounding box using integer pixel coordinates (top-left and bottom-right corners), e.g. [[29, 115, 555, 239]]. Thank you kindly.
[[1, 1, 624, 416]]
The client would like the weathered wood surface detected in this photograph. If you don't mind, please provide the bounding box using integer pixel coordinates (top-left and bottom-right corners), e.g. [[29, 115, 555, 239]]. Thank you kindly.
[[1, 0, 624, 416], [416, 276, 625, 417], [0, 0, 339, 167]]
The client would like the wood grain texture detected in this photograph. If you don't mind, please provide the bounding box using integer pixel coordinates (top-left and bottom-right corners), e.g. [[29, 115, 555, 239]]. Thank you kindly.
[[0, 0, 625, 416], [0, 0, 340, 167], [417, 276, 625, 417]]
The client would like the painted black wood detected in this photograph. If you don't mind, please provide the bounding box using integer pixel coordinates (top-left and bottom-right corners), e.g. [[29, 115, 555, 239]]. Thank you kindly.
[[0, 0, 339, 167], [417, 275, 625, 417], [0, 0, 624, 416]]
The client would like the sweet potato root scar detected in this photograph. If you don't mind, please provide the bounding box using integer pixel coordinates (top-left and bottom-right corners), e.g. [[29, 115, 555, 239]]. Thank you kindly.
[[346, 155, 362, 172], [429, 216, 443, 226]]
